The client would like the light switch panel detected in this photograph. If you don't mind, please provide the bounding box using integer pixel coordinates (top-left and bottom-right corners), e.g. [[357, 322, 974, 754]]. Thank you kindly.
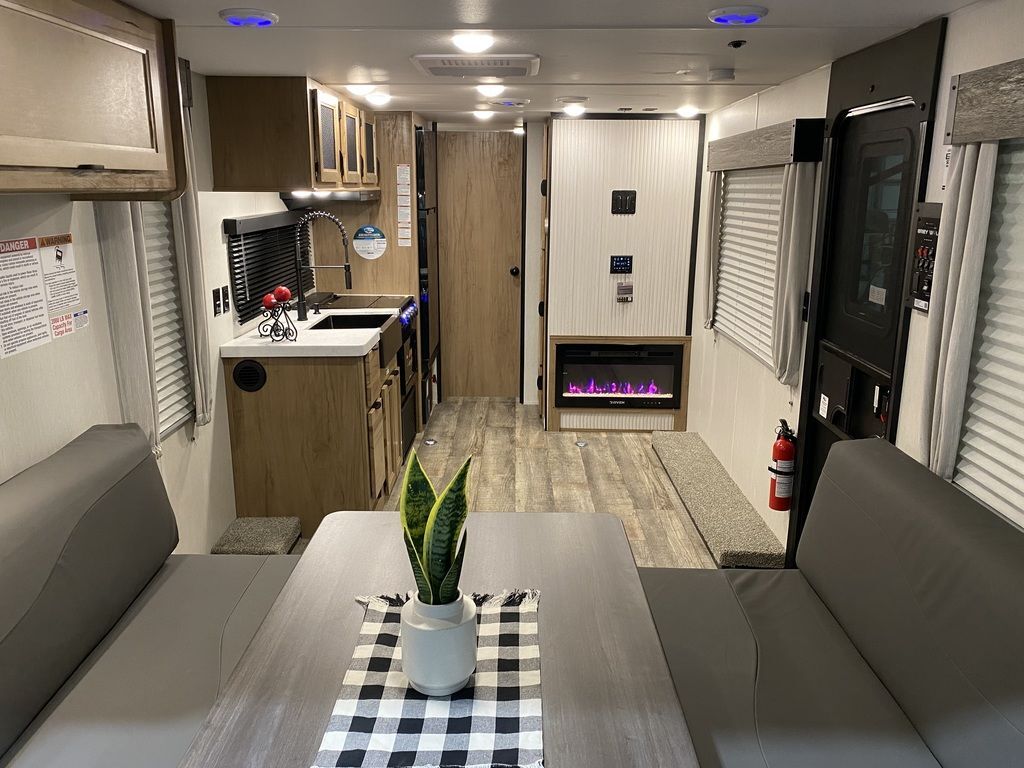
[[222, 285, 230, 313], [212, 288, 222, 316]]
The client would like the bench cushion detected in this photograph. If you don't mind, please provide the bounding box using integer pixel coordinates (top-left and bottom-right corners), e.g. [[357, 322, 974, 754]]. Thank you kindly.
[[640, 567, 939, 768], [1, 554, 298, 768], [0, 425, 178, 757], [798, 438, 1024, 768]]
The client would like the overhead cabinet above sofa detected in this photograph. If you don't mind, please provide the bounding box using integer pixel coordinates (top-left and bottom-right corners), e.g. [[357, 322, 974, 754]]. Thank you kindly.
[[0, 0, 184, 197]]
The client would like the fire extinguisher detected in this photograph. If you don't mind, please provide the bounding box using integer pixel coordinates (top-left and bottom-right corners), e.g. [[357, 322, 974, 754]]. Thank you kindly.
[[768, 419, 797, 512]]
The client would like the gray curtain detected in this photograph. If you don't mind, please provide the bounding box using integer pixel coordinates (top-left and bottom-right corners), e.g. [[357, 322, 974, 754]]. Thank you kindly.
[[771, 162, 816, 386], [171, 105, 212, 427], [701, 171, 723, 329], [919, 142, 999, 478], [94, 202, 162, 452]]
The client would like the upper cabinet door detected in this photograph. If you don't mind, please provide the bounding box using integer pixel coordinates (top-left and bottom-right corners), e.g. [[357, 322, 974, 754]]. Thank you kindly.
[[360, 111, 379, 186], [312, 88, 343, 185], [0, 0, 172, 173], [340, 101, 363, 185]]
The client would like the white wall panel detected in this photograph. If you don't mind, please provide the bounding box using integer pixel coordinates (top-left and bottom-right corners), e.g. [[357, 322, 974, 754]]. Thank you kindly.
[[688, 68, 830, 543], [0, 196, 121, 483], [522, 124, 545, 404], [547, 118, 700, 338]]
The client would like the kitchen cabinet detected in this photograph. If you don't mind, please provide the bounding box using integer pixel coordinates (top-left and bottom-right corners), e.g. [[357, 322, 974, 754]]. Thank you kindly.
[[383, 368, 403, 490], [0, 0, 184, 197], [361, 111, 380, 185], [313, 88, 343, 185], [206, 76, 377, 192], [339, 101, 363, 185]]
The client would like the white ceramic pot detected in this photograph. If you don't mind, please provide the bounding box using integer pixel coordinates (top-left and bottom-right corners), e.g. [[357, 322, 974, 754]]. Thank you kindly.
[[400, 590, 477, 696]]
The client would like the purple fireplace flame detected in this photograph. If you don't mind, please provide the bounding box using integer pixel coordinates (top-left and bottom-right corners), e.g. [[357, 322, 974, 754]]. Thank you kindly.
[[565, 378, 666, 397]]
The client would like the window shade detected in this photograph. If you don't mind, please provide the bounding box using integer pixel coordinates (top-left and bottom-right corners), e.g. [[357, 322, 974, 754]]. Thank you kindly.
[[713, 166, 785, 364], [141, 201, 195, 437], [228, 223, 314, 323], [953, 138, 1024, 522]]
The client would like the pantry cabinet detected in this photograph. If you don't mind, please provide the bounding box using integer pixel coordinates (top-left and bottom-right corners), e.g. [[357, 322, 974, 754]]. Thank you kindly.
[[0, 0, 183, 196]]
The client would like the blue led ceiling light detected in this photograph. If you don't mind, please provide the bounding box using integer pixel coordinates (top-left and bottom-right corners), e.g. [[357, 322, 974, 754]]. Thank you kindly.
[[218, 8, 279, 27], [707, 5, 768, 25]]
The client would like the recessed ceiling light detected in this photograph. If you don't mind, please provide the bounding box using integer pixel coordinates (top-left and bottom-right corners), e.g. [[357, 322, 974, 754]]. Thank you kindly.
[[512, 126, 525, 135], [476, 84, 506, 98], [452, 32, 495, 53], [676, 105, 700, 118], [473, 110, 495, 120], [346, 84, 376, 96], [563, 103, 586, 117], [218, 7, 279, 26], [707, 5, 768, 25], [366, 91, 392, 106]]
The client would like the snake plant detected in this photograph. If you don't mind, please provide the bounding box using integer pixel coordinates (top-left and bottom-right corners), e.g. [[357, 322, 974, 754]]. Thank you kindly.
[[400, 451, 472, 605]]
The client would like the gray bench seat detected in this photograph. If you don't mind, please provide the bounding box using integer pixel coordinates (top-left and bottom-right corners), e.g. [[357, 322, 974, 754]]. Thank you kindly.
[[2, 554, 297, 768], [642, 439, 1024, 768]]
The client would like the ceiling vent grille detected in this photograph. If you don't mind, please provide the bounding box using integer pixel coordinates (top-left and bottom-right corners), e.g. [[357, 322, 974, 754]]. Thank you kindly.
[[411, 54, 541, 78]]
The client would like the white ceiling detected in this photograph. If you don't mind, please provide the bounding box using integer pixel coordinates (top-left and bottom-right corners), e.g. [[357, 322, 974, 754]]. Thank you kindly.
[[135, 0, 976, 123]]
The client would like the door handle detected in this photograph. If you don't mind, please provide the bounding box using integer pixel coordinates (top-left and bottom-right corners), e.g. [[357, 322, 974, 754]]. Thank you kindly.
[[510, 266, 521, 277]]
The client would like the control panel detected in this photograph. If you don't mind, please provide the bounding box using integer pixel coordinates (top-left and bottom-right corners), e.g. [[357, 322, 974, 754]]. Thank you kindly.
[[610, 255, 633, 274], [616, 282, 634, 303], [908, 202, 941, 312]]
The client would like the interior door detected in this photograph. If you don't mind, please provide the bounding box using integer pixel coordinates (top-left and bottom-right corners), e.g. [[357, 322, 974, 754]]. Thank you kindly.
[[438, 131, 523, 397]]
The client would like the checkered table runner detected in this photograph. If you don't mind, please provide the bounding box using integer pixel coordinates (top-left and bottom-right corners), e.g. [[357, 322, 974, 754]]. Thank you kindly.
[[313, 590, 543, 768]]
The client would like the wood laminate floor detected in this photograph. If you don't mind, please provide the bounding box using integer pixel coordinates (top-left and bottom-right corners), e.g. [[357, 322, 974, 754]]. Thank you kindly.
[[386, 397, 715, 569]]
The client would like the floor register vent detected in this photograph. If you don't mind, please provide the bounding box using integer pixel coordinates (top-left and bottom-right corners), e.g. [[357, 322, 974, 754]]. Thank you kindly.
[[233, 359, 267, 392], [411, 54, 541, 78]]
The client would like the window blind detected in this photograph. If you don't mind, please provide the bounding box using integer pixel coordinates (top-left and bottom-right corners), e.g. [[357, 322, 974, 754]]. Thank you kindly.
[[141, 201, 195, 438], [228, 223, 314, 323], [713, 165, 785, 365], [953, 138, 1024, 523]]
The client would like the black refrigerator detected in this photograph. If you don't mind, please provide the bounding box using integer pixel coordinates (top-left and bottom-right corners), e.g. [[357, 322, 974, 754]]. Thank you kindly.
[[416, 125, 440, 417]]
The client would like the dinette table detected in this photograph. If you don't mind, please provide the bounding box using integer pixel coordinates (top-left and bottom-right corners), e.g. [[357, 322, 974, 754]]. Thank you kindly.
[[180, 512, 699, 767]]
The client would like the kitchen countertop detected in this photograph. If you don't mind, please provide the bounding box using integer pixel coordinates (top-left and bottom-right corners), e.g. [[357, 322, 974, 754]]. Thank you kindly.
[[219, 306, 398, 359]]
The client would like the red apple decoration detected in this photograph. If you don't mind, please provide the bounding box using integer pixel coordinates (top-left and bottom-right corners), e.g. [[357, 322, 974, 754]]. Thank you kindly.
[[262, 293, 278, 310], [273, 285, 292, 303]]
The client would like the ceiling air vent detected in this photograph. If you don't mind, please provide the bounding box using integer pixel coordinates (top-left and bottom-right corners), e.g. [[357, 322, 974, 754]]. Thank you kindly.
[[411, 54, 541, 78]]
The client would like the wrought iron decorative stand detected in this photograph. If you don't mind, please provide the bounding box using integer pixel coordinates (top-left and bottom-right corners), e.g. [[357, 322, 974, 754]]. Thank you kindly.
[[258, 303, 298, 342]]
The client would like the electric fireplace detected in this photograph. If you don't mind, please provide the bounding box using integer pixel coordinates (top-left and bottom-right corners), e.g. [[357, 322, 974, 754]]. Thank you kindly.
[[555, 343, 683, 409]]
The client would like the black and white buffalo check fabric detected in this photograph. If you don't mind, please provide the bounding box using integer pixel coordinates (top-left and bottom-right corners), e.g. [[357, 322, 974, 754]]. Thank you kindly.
[[313, 590, 543, 768]]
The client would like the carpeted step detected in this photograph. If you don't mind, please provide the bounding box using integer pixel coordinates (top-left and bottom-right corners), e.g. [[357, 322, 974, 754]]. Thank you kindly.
[[212, 516, 301, 555], [652, 432, 784, 568]]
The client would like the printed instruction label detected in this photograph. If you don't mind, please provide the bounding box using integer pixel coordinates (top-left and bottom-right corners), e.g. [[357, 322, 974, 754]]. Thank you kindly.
[[0, 233, 84, 359], [352, 225, 388, 260], [818, 393, 829, 419], [868, 284, 887, 306]]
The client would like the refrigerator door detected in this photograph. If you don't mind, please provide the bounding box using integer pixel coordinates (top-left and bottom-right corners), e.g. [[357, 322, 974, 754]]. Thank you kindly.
[[418, 207, 440, 362], [417, 126, 437, 211]]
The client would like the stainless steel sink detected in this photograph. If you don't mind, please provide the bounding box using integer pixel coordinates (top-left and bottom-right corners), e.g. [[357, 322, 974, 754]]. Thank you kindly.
[[308, 312, 402, 368], [308, 313, 392, 330]]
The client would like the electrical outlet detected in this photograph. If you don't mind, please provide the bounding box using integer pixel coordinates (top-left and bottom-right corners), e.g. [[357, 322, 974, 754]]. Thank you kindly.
[[212, 288, 222, 316], [611, 190, 637, 215]]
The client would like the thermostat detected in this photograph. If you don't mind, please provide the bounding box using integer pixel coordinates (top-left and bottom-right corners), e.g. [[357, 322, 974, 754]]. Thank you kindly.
[[610, 255, 633, 274]]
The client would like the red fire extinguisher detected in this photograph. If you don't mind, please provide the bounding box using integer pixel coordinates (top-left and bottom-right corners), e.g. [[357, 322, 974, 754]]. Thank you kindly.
[[768, 419, 797, 512]]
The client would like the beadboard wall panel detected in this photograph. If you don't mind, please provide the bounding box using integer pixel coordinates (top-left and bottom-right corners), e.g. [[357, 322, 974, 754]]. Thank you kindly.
[[547, 119, 701, 338]]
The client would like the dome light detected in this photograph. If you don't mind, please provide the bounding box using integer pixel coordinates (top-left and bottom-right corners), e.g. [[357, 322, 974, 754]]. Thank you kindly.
[[218, 7, 279, 26], [676, 105, 700, 118], [452, 32, 495, 53], [346, 84, 376, 96], [563, 103, 586, 117], [707, 5, 768, 25], [476, 84, 506, 98], [366, 91, 392, 106], [473, 110, 495, 120]]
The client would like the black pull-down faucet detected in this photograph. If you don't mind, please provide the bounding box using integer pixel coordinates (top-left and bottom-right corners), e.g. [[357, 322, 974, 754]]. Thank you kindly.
[[293, 209, 351, 322]]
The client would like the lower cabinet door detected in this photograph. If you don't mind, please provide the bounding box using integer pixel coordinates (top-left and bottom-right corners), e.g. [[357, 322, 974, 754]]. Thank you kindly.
[[367, 398, 386, 499]]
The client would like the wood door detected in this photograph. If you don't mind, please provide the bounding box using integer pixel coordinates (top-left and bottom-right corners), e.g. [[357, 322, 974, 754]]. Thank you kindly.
[[312, 88, 342, 184], [339, 101, 362, 185], [438, 131, 523, 397]]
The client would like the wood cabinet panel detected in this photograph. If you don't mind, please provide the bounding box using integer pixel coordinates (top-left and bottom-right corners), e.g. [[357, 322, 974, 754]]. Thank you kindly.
[[313, 88, 343, 184], [340, 101, 363, 184], [223, 356, 371, 537], [367, 399, 386, 499], [0, 0, 182, 195], [360, 111, 379, 185]]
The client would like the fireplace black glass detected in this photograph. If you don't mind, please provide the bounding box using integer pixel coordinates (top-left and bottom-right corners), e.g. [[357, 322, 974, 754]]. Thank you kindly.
[[555, 343, 683, 409]]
